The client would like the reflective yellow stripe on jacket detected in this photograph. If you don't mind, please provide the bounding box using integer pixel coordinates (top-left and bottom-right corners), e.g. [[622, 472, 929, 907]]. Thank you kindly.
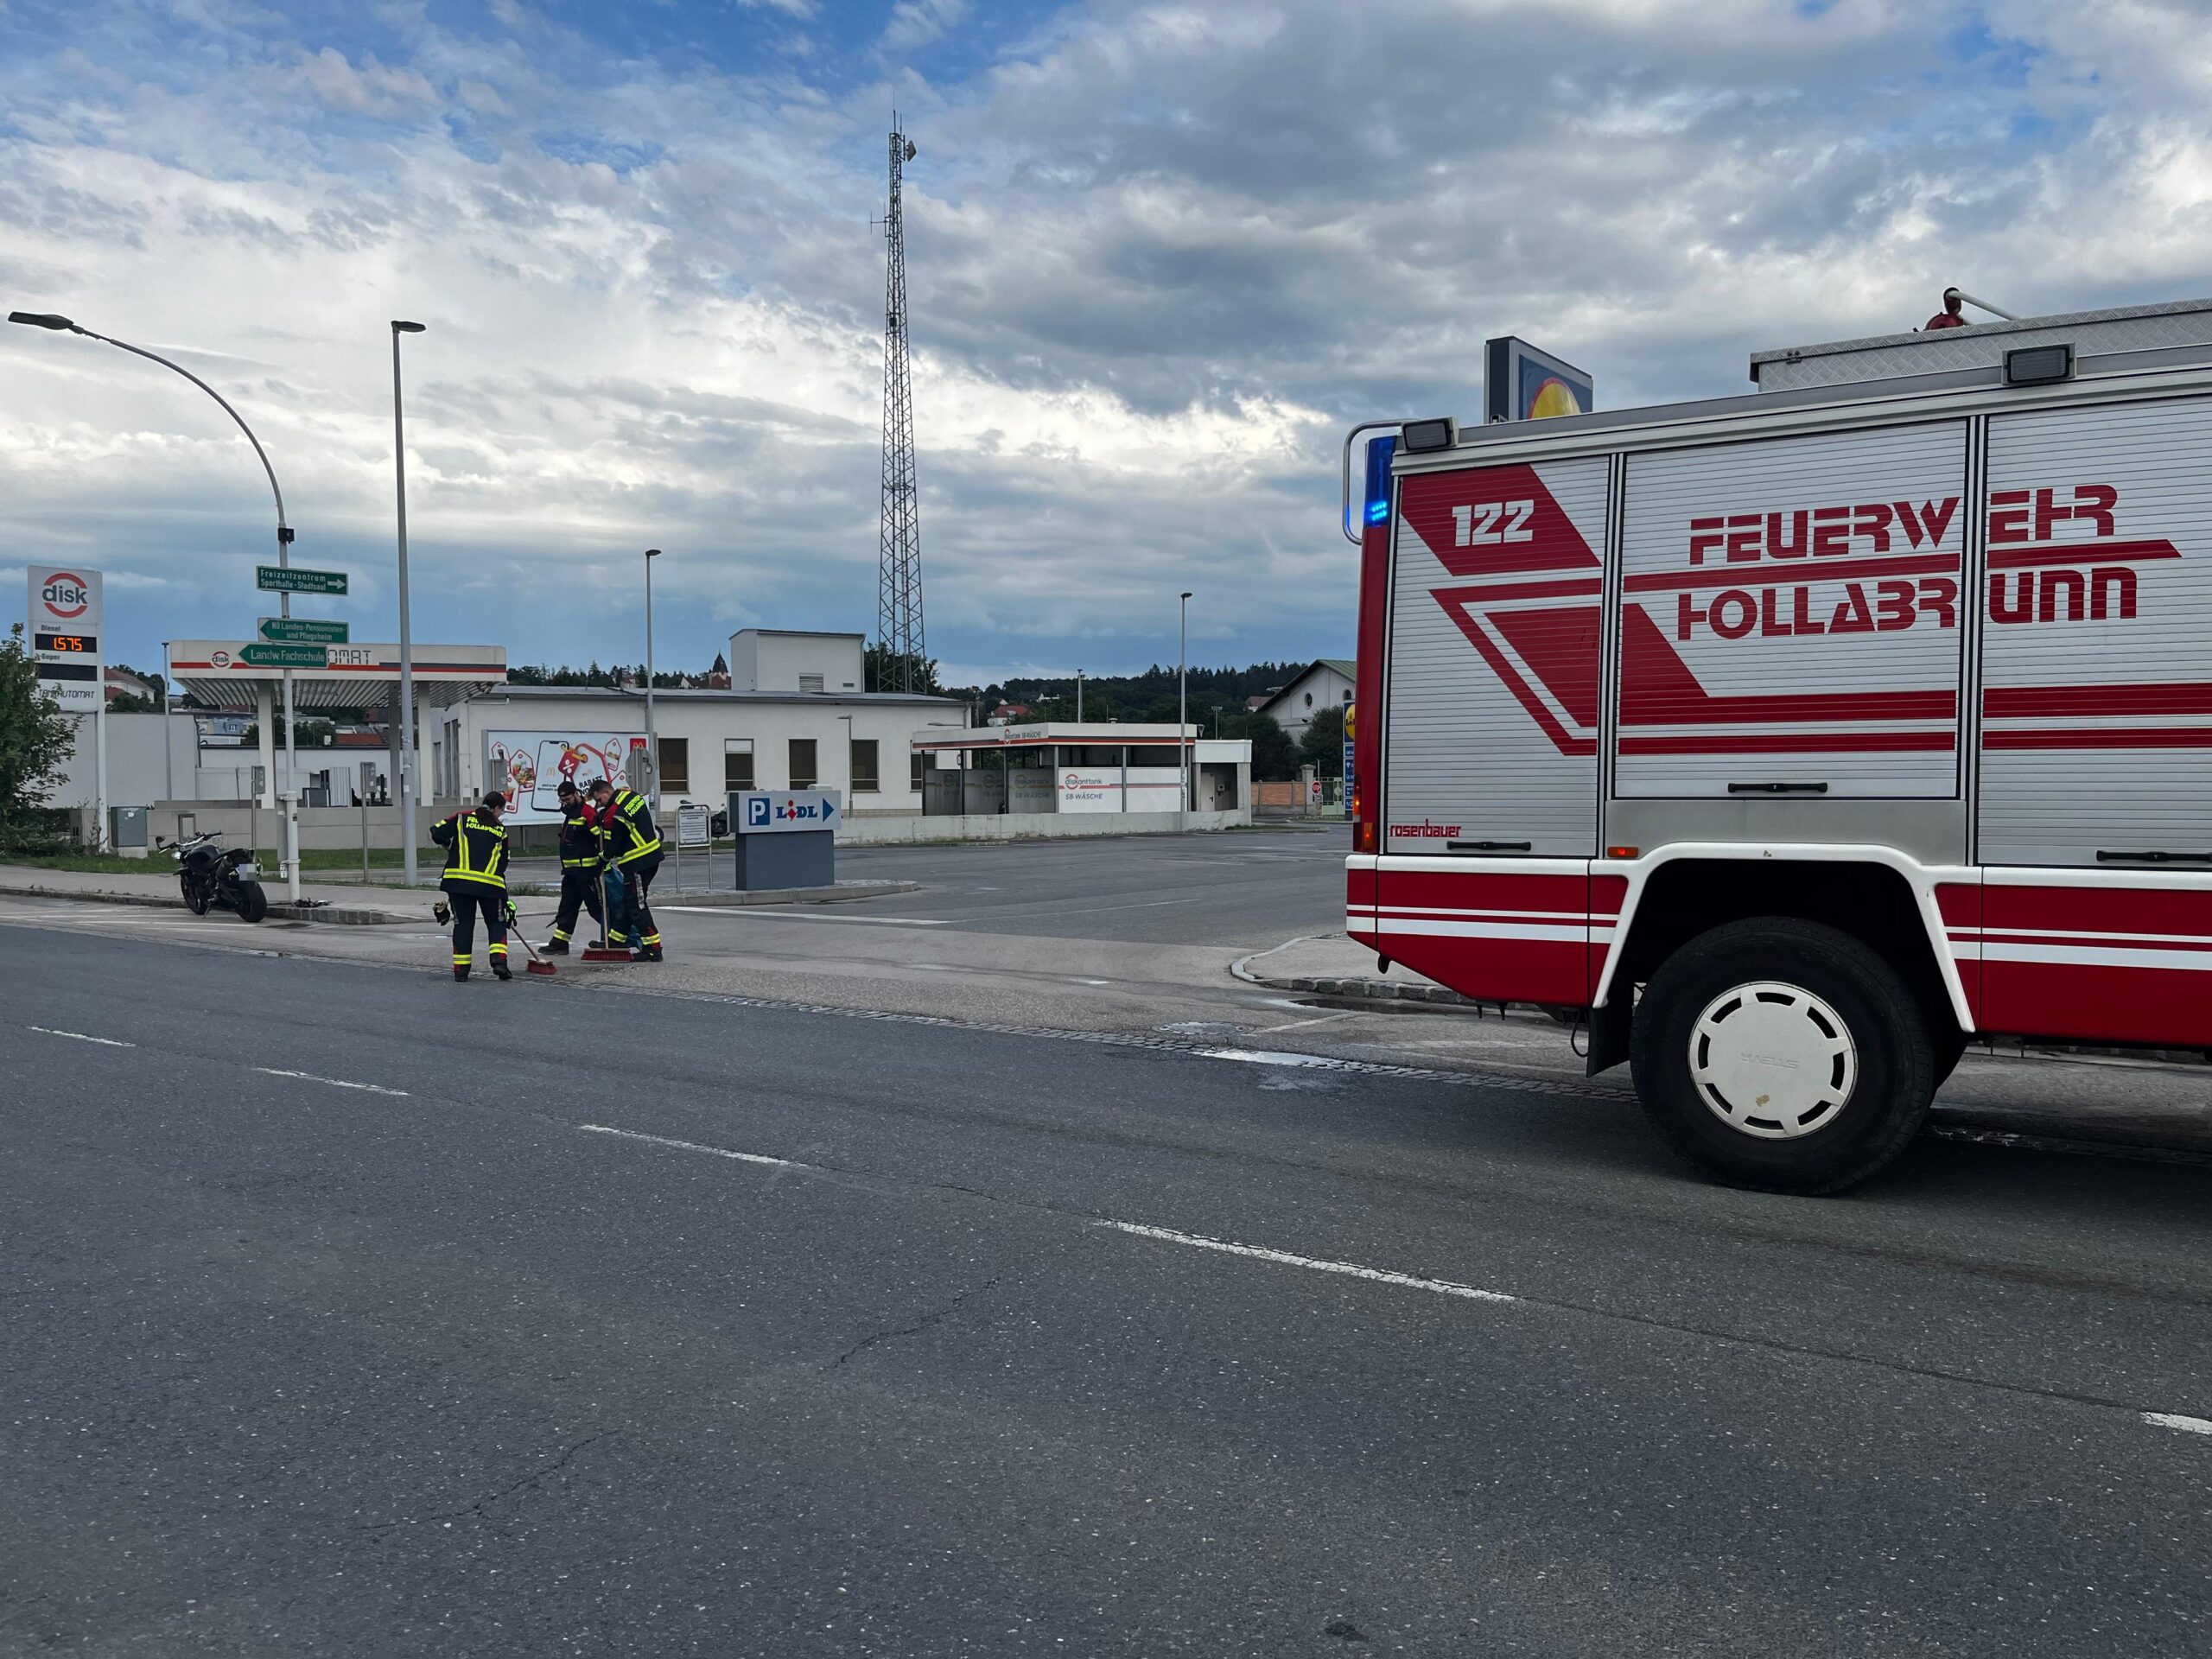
[[442, 814, 509, 888], [607, 789, 662, 865]]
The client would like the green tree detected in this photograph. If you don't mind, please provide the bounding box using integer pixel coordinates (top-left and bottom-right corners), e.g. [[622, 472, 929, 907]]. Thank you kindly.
[[105, 664, 168, 714], [0, 624, 75, 848], [866, 645, 943, 695], [1297, 705, 1345, 778], [1246, 713, 1297, 782]]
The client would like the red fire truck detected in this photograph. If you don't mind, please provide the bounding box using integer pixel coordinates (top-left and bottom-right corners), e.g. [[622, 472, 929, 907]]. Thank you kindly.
[[1345, 297, 2212, 1192]]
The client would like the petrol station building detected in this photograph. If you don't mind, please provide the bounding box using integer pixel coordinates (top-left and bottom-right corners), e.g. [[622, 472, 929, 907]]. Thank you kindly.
[[907, 722, 1251, 836]]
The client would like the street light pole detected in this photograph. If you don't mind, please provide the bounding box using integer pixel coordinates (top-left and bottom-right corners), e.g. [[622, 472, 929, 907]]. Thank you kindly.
[[644, 549, 662, 804], [1179, 590, 1192, 831], [391, 321, 425, 886], [10, 309, 301, 897], [1076, 669, 1084, 722]]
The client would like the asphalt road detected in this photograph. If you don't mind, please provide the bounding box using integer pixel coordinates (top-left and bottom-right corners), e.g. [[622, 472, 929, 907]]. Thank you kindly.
[[511, 826, 1354, 946], [3, 925, 2208, 1656]]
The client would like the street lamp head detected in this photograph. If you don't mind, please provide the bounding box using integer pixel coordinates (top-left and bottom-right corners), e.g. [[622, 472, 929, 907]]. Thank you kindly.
[[1180, 590, 1193, 601], [391, 320, 426, 334], [645, 547, 662, 559], [9, 311, 76, 331]]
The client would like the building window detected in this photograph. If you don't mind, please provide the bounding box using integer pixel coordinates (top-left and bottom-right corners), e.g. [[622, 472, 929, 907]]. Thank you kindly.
[[850, 738, 880, 792], [790, 738, 817, 789], [911, 749, 925, 791], [1304, 691, 1314, 709], [658, 737, 690, 793], [799, 673, 825, 696], [724, 740, 754, 792]]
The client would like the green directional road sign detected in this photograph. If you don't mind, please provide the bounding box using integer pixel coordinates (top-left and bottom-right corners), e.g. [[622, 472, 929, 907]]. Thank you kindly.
[[257, 565, 347, 595], [238, 642, 328, 669], [257, 616, 349, 645]]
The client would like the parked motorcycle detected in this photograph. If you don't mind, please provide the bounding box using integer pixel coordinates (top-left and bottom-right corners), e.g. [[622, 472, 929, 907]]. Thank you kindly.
[[160, 830, 269, 923]]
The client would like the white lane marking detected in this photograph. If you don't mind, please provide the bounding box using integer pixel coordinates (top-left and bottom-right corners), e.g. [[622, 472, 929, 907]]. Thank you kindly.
[[655, 908, 948, 926], [1031, 896, 1198, 918], [2144, 1411, 2212, 1435], [579, 1123, 804, 1169], [255, 1068, 410, 1096], [1099, 1220, 1516, 1305], [28, 1026, 136, 1047], [1070, 977, 1112, 987], [1259, 1011, 1358, 1034], [1203, 1048, 1338, 1067]]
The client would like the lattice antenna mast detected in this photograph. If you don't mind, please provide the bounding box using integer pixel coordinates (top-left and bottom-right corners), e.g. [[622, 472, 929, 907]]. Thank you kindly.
[[875, 114, 925, 692]]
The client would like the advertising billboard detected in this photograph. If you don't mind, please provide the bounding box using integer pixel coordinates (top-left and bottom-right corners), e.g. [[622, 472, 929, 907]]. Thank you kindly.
[[1484, 336, 1595, 424], [484, 730, 645, 823]]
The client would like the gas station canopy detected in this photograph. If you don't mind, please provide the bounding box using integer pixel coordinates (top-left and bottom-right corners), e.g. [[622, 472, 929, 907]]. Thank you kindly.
[[166, 639, 508, 711]]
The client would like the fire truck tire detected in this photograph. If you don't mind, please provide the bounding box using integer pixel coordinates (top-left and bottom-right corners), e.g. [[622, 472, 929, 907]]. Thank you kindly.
[[1630, 917, 1936, 1194]]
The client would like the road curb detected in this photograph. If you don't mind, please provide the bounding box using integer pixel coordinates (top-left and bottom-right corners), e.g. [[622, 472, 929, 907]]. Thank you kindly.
[[1231, 933, 1483, 1007], [0, 881, 412, 926]]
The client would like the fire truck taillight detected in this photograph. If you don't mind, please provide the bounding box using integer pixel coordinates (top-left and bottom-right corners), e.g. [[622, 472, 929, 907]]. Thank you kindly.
[[1354, 821, 1376, 854], [1606, 845, 1640, 860]]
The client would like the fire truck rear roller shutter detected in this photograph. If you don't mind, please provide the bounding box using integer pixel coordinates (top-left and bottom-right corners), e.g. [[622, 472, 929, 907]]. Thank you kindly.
[[1979, 394, 2212, 867]]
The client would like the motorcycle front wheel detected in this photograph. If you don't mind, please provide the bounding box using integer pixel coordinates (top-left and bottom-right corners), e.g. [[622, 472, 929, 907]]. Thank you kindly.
[[181, 874, 211, 915]]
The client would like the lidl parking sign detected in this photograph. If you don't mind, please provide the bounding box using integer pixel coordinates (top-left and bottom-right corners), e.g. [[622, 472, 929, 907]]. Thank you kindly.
[[730, 789, 842, 836]]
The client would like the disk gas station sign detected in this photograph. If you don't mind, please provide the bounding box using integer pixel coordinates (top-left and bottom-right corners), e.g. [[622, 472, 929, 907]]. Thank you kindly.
[[26, 564, 103, 710]]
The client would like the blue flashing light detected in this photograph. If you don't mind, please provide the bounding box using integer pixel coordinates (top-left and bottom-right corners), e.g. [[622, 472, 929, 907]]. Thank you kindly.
[[1362, 434, 1397, 534]]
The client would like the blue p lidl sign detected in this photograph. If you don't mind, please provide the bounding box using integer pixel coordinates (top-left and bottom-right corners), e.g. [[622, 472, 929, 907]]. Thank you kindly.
[[731, 789, 842, 836]]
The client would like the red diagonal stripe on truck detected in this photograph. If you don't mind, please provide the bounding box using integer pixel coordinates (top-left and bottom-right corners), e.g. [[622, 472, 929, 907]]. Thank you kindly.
[[1399, 463, 1602, 580], [1433, 594, 1595, 756], [1618, 606, 1955, 727]]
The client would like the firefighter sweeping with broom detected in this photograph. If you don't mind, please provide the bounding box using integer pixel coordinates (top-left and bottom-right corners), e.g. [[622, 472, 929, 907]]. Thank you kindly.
[[541, 780, 606, 954], [432, 789, 512, 982], [590, 774, 664, 962]]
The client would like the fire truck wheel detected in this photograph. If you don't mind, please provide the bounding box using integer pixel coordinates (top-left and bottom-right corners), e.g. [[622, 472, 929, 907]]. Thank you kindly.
[[1630, 918, 1935, 1194]]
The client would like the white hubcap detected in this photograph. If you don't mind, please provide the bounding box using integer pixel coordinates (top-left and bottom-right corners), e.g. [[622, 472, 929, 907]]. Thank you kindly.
[[1688, 981, 1857, 1139]]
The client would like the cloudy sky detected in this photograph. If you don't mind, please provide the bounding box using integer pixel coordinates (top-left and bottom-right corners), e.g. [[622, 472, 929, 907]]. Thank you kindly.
[[3, 0, 2209, 690]]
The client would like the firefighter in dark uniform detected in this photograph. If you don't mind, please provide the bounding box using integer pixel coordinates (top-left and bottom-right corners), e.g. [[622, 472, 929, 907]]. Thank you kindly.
[[432, 789, 512, 981], [542, 781, 605, 953], [591, 775, 664, 961]]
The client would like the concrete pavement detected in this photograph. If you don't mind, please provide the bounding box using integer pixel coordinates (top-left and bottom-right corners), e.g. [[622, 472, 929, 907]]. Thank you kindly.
[[3, 926, 2207, 1656]]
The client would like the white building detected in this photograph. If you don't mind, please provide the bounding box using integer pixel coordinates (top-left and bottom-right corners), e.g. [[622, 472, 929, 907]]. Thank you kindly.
[[1255, 658, 1356, 744], [436, 628, 967, 821], [912, 721, 1250, 831], [728, 628, 863, 696]]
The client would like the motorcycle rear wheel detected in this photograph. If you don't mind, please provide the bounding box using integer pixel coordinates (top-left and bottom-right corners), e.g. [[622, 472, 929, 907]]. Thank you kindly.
[[234, 882, 269, 924]]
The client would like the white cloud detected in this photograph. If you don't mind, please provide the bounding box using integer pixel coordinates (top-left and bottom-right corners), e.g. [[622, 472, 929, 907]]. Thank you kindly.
[[3, 1, 2212, 686], [881, 0, 971, 53], [289, 46, 437, 117]]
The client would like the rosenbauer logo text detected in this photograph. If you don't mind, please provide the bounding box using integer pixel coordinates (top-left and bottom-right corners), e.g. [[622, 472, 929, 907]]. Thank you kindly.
[[1389, 820, 1459, 840]]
